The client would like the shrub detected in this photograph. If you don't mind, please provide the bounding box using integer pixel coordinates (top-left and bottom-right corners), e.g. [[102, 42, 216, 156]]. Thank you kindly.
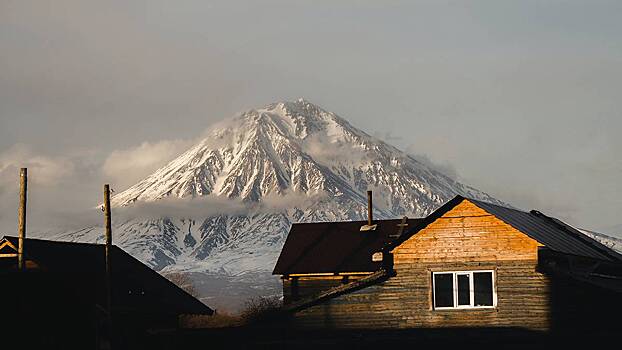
[[240, 296, 284, 325], [180, 310, 241, 329]]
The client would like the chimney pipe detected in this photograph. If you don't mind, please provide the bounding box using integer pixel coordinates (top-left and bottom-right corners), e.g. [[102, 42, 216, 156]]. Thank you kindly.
[[18, 168, 27, 270], [367, 190, 373, 226]]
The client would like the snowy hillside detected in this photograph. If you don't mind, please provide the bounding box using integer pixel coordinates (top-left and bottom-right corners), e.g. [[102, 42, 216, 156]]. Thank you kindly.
[[580, 229, 622, 254], [49, 98, 502, 311]]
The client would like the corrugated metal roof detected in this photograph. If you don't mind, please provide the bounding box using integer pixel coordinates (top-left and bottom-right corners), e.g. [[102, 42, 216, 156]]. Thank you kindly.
[[273, 218, 422, 275], [468, 199, 622, 262]]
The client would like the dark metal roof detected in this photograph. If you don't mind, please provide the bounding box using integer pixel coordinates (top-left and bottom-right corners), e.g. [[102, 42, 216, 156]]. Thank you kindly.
[[469, 199, 622, 262], [1, 236, 213, 315], [273, 218, 423, 275]]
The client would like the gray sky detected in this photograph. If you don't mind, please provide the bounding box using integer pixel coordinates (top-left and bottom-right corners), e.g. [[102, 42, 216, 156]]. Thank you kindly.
[[1, 0, 621, 237]]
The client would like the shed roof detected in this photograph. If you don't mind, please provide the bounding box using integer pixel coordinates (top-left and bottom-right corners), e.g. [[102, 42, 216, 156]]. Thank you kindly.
[[0, 236, 213, 315], [273, 218, 422, 275]]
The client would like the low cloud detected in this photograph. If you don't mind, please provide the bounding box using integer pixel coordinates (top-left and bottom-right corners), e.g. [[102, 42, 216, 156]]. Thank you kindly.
[[0, 144, 75, 186], [112, 190, 329, 222], [0, 139, 200, 234], [373, 131, 403, 144], [102, 139, 194, 190], [406, 149, 460, 181], [259, 191, 329, 211], [0, 144, 102, 234], [301, 133, 369, 165], [113, 196, 247, 221]]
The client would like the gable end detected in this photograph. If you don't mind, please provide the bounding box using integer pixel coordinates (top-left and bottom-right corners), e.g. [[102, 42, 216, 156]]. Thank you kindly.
[[392, 199, 541, 263], [0, 238, 18, 257]]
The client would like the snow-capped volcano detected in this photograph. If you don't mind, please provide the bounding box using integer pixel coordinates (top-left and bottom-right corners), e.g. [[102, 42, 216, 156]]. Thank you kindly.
[[51, 99, 501, 310], [112, 98, 492, 210]]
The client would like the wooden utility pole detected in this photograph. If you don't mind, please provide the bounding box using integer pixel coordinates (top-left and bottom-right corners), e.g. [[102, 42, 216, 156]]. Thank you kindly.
[[103, 184, 113, 327], [367, 190, 373, 226], [18, 168, 27, 270]]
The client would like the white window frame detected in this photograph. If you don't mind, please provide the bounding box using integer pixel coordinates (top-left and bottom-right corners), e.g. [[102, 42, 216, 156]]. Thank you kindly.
[[432, 270, 497, 310]]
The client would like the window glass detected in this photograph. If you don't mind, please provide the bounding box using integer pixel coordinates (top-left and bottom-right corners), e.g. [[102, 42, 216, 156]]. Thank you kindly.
[[473, 272, 494, 306], [434, 273, 454, 308], [457, 274, 471, 306]]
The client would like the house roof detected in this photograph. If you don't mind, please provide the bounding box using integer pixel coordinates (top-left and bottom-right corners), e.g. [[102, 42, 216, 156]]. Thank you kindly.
[[392, 196, 622, 263], [0, 236, 213, 315], [273, 218, 423, 275]]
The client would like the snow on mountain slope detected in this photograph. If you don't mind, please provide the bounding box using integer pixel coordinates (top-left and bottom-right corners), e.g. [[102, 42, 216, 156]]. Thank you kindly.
[[110, 99, 492, 211], [49, 98, 504, 311], [580, 229, 622, 254]]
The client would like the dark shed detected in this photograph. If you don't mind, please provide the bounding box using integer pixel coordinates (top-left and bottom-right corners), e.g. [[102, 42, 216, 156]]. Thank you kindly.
[[0, 236, 212, 348], [2, 236, 212, 315]]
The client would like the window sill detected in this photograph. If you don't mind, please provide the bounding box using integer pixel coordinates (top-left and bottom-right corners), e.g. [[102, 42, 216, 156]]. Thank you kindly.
[[433, 307, 497, 312]]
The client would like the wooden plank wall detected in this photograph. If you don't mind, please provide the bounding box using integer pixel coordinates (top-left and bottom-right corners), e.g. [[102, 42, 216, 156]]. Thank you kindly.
[[283, 275, 367, 304], [292, 200, 551, 331], [393, 200, 542, 263]]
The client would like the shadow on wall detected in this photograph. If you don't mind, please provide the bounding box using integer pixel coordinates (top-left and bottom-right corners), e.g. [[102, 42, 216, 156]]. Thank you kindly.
[[540, 250, 622, 334]]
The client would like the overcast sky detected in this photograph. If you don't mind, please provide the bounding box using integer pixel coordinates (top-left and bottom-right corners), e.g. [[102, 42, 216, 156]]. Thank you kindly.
[[1, 0, 621, 237]]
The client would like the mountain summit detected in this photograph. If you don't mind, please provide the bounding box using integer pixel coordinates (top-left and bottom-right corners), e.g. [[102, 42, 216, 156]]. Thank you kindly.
[[112, 98, 494, 211], [54, 99, 499, 310]]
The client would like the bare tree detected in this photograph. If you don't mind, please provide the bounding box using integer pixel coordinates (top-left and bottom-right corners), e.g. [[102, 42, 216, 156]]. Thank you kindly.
[[163, 272, 199, 298]]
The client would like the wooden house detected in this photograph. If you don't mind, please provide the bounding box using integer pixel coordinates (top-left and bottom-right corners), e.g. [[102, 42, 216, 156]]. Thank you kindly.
[[273, 195, 622, 333], [0, 236, 213, 348]]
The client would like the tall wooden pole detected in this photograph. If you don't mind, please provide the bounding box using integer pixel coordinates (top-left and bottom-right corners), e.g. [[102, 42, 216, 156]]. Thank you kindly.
[[103, 184, 112, 326], [18, 168, 27, 270], [367, 190, 373, 226]]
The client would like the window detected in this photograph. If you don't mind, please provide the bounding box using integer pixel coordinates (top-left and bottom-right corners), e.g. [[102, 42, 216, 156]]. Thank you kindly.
[[432, 270, 496, 309]]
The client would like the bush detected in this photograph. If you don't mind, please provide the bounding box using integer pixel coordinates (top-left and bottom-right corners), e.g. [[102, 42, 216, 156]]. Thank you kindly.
[[180, 310, 241, 329], [240, 296, 285, 325]]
